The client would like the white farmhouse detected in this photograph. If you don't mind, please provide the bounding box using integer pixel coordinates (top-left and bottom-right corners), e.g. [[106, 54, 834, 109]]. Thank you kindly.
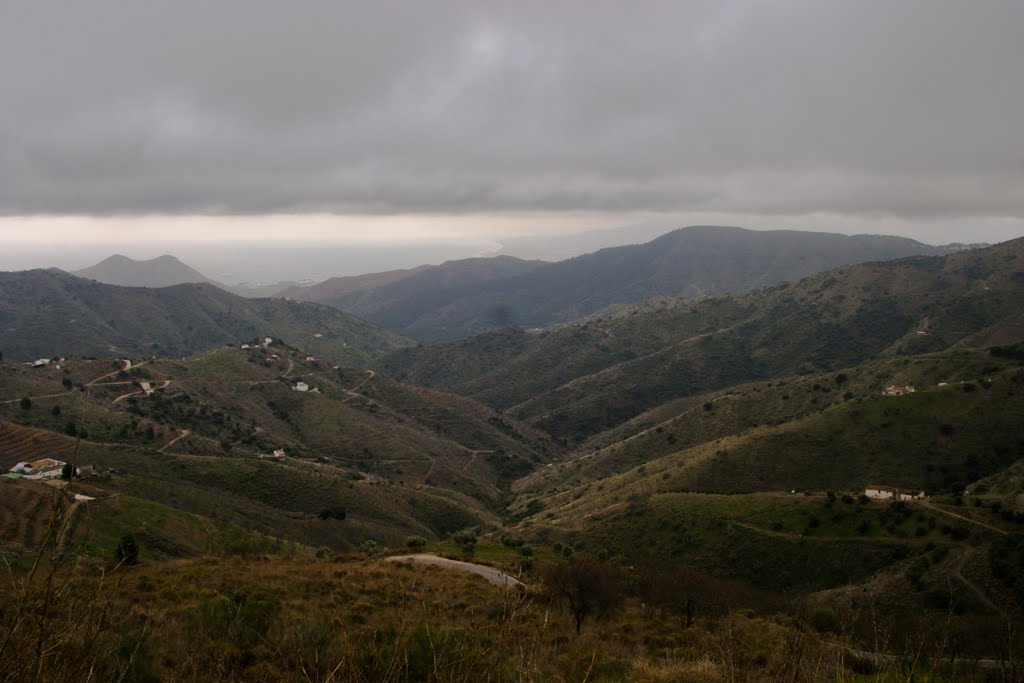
[[294, 381, 309, 392], [864, 485, 925, 501]]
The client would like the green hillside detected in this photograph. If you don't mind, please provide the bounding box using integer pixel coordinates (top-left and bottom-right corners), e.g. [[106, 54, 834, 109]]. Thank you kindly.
[[0, 269, 412, 364], [380, 237, 1024, 443], [0, 345, 555, 552]]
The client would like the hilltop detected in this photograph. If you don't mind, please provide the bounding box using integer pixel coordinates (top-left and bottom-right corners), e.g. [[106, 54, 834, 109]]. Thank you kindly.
[[0, 269, 412, 364]]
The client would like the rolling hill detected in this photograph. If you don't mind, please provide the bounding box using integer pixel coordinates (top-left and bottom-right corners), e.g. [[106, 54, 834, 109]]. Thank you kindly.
[[0, 344, 556, 552], [379, 237, 1024, 443], [308, 226, 954, 341], [0, 269, 412, 364]]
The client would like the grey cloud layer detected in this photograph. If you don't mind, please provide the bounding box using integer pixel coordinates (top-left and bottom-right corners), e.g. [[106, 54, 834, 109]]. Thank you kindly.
[[1, 0, 1022, 217]]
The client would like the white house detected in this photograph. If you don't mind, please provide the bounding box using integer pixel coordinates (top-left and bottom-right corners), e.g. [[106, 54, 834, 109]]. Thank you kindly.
[[11, 458, 67, 479], [241, 344, 251, 349], [882, 385, 915, 397], [31, 358, 50, 368], [305, 356, 316, 362], [294, 381, 309, 392], [864, 485, 925, 501], [264, 337, 273, 346]]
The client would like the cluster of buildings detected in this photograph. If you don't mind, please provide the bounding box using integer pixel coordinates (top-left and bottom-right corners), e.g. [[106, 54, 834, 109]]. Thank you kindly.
[[240, 337, 276, 350], [882, 385, 916, 397]]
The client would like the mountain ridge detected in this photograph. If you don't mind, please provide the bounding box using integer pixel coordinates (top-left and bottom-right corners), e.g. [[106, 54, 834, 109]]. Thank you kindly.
[[0, 269, 412, 363], [303, 226, 961, 342]]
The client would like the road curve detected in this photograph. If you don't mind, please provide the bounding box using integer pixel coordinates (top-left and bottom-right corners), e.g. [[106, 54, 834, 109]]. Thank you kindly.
[[385, 554, 524, 587]]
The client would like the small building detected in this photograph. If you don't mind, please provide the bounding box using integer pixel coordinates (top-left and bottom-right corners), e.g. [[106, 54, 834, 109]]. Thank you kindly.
[[264, 337, 273, 346], [305, 356, 316, 362], [9, 458, 68, 480], [294, 381, 309, 392], [31, 358, 50, 368], [241, 344, 251, 349], [882, 385, 915, 397], [864, 485, 925, 501]]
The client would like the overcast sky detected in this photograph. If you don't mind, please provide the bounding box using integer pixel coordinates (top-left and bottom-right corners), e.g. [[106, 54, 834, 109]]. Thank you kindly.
[[1, 0, 1023, 249]]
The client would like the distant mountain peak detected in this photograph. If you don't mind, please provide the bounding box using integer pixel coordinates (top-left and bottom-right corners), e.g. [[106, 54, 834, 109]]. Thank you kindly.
[[74, 254, 220, 289]]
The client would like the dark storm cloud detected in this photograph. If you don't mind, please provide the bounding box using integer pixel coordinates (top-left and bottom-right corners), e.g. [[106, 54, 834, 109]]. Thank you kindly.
[[1, 0, 1022, 218]]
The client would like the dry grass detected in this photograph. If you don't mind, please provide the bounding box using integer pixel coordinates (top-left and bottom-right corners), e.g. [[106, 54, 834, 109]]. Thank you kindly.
[[3, 552, 1014, 682]]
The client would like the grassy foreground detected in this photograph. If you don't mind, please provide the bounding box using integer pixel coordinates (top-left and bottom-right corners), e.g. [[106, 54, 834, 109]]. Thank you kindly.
[[4, 551, 1017, 683]]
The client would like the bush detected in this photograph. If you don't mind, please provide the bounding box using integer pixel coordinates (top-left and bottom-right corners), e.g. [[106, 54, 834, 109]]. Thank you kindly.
[[116, 534, 139, 566], [808, 606, 839, 633], [19, 397, 31, 410], [405, 535, 427, 549], [318, 505, 347, 521], [452, 530, 477, 558], [358, 539, 381, 556]]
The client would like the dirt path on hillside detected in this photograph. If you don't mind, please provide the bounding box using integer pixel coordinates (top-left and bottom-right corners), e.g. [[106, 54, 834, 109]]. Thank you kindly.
[[727, 519, 931, 545], [832, 643, 1007, 671], [951, 548, 1002, 614], [340, 370, 376, 403], [920, 502, 1008, 535], [86, 360, 149, 387], [0, 391, 73, 405], [159, 429, 191, 453], [385, 554, 524, 587]]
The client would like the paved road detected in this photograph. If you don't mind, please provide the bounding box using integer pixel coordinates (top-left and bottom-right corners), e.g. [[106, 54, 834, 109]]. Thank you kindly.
[[385, 554, 524, 587]]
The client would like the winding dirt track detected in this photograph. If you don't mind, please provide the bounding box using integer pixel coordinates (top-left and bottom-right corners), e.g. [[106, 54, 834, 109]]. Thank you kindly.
[[385, 554, 524, 587]]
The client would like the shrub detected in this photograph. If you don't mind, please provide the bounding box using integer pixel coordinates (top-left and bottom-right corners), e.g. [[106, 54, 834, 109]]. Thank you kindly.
[[116, 534, 139, 566], [452, 530, 477, 558], [318, 505, 347, 521], [405, 535, 427, 549], [358, 539, 381, 556], [808, 606, 839, 633]]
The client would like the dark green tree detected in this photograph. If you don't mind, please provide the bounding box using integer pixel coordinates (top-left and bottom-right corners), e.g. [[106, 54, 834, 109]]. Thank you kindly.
[[452, 530, 477, 558], [116, 534, 139, 566]]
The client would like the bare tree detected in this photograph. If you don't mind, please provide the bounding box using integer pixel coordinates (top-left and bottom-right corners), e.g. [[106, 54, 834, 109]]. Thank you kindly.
[[543, 556, 624, 634]]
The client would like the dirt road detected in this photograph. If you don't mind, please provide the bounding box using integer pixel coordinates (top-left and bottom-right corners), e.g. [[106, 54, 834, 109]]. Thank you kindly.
[[385, 554, 524, 587]]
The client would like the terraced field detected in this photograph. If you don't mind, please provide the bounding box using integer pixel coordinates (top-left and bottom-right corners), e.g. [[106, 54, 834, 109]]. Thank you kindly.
[[0, 421, 78, 470], [0, 481, 65, 551]]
